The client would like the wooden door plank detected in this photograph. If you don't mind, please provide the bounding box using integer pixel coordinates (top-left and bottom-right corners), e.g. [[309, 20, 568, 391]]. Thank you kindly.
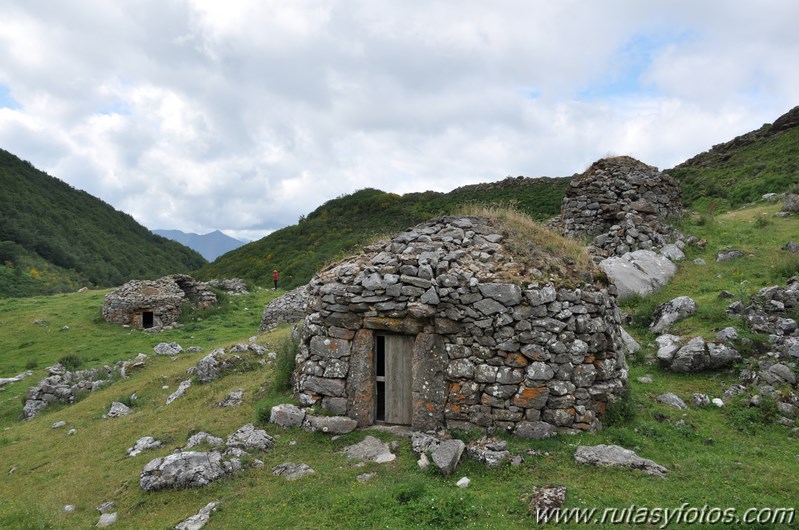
[[385, 335, 413, 424]]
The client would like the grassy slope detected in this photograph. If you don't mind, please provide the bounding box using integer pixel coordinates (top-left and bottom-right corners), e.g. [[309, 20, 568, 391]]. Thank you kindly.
[[669, 116, 799, 210], [0, 149, 207, 297], [0, 204, 797, 528], [196, 178, 571, 290]]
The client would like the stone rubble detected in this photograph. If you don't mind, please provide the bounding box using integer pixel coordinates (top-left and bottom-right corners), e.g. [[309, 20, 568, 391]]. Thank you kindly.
[[657, 393, 687, 410], [154, 342, 184, 356], [657, 336, 741, 373], [206, 278, 249, 296], [187, 344, 268, 384], [105, 402, 132, 418], [215, 389, 244, 407], [525, 485, 567, 521], [23, 355, 147, 419], [0, 370, 33, 388]]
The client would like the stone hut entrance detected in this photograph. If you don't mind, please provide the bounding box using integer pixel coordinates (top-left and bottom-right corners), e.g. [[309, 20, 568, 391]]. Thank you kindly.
[[375, 334, 413, 425], [142, 311, 154, 329]]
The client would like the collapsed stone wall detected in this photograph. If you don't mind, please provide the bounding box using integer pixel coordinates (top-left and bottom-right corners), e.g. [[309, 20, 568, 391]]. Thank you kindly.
[[102, 274, 216, 330], [294, 216, 628, 436], [558, 157, 682, 257], [259, 285, 310, 332]]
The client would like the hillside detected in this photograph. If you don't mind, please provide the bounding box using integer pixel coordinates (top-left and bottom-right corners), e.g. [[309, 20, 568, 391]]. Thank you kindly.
[[153, 229, 245, 261], [0, 202, 797, 527], [669, 105, 799, 209], [0, 149, 206, 297], [196, 176, 570, 289]]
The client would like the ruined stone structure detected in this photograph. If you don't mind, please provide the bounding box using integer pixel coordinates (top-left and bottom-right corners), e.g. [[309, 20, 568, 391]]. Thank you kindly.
[[558, 156, 682, 257], [294, 216, 628, 436], [259, 285, 310, 333], [102, 274, 217, 330]]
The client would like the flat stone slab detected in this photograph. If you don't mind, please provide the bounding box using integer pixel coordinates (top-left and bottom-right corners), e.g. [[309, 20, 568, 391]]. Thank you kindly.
[[269, 403, 306, 428], [127, 436, 162, 457], [175, 502, 219, 530], [303, 415, 357, 434], [430, 439, 465, 476], [272, 462, 316, 480], [574, 444, 667, 477], [343, 435, 396, 463], [226, 424, 275, 451], [140, 451, 241, 491]]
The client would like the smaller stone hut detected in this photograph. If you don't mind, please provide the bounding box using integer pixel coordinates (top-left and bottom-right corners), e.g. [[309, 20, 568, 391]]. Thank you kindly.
[[295, 215, 628, 436], [558, 156, 682, 257], [102, 274, 216, 330]]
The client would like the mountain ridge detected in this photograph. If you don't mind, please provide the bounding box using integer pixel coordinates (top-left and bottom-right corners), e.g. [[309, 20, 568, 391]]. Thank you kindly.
[[153, 228, 245, 261]]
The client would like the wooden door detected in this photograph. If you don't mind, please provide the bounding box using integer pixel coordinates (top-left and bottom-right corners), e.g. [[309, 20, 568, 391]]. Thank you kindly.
[[384, 335, 413, 425]]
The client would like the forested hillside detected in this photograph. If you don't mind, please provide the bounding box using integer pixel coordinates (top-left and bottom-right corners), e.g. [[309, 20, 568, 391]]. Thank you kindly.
[[0, 149, 206, 297], [196, 176, 570, 289]]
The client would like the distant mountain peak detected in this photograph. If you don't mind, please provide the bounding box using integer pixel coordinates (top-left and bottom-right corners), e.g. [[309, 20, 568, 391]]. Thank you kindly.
[[153, 229, 245, 262]]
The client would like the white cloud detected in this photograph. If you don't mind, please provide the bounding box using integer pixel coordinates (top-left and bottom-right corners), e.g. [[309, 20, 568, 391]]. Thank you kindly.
[[0, 0, 797, 240]]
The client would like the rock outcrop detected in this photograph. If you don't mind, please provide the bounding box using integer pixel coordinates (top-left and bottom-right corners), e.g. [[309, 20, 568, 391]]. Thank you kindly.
[[574, 444, 668, 477]]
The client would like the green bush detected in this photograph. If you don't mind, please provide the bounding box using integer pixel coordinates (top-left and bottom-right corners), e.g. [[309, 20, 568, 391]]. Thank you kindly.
[[273, 329, 301, 392], [727, 393, 779, 433], [57, 354, 83, 371], [603, 386, 636, 427]]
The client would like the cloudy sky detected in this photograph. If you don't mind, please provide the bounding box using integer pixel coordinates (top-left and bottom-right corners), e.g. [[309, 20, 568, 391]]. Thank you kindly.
[[1, 1, 797, 241]]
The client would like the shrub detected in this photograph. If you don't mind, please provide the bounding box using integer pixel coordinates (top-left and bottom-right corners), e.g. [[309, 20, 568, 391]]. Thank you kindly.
[[58, 354, 83, 371], [727, 393, 778, 433], [603, 386, 636, 427], [273, 330, 301, 392], [24, 359, 37, 370], [754, 213, 772, 228]]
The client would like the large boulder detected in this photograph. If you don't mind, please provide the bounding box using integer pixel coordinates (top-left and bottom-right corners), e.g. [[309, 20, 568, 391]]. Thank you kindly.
[[660, 336, 741, 373], [783, 193, 799, 213], [226, 424, 275, 451], [269, 404, 306, 428], [140, 451, 241, 491], [342, 436, 396, 463], [599, 250, 677, 298], [430, 439, 466, 476]]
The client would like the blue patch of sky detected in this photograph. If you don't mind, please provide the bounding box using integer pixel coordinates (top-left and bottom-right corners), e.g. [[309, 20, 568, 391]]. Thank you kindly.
[[0, 85, 21, 109], [97, 100, 131, 116], [578, 30, 694, 101]]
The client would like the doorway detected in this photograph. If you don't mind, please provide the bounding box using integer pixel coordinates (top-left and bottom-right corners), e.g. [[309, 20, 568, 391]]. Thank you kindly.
[[142, 311, 154, 329], [375, 334, 413, 425]]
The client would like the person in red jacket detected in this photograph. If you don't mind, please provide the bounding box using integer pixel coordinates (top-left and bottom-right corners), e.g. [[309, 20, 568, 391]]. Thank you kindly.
[[272, 269, 279, 290]]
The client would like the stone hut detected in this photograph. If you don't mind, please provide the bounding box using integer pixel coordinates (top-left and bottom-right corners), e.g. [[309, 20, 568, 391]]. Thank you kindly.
[[558, 156, 682, 257], [102, 274, 217, 330], [294, 215, 628, 436]]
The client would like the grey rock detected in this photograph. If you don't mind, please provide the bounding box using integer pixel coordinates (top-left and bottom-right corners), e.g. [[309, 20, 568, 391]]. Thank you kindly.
[[657, 392, 687, 410], [655, 334, 682, 364], [693, 258, 706, 265], [96, 513, 117, 527], [127, 436, 162, 457], [106, 402, 132, 418], [185, 432, 224, 449], [526, 485, 567, 521], [620, 328, 640, 354], [175, 501, 219, 530], [783, 242, 799, 254], [650, 296, 697, 333], [51, 420, 67, 429], [660, 244, 685, 261], [226, 424, 275, 451], [716, 327, 738, 342], [783, 193, 799, 212], [478, 283, 522, 305], [140, 451, 241, 491], [357, 472, 377, 483], [166, 380, 192, 405], [716, 250, 745, 262], [527, 362, 555, 381], [456, 477, 470, 488], [599, 250, 677, 299], [215, 389, 243, 408], [430, 439, 465, 476], [574, 444, 668, 477], [411, 432, 440, 455], [97, 501, 116, 513], [466, 438, 510, 468], [272, 462, 316, 480], [343, 435, 396, 463], [303, 415, 357, 434], [692, 393, 710, 406], [154, 342, 183, 356], [637, 376, 653, 384], [513, 421, 557, 440], [269, 403, 306, 428]]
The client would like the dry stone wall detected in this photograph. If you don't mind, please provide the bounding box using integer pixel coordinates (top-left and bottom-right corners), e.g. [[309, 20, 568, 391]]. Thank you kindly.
[[259, 285, 310, 332], [558, 157, 682, 257], [294, 216, 628, 436]]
